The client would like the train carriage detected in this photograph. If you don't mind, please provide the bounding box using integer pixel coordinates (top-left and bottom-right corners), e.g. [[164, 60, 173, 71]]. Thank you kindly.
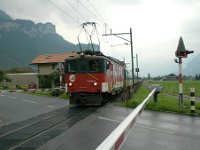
[[65, 51, 130, 105]]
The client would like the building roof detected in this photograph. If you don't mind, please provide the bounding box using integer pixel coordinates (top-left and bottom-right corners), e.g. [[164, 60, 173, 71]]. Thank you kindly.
[[167, 73, 177, 77], [31, 52, 78, 64]]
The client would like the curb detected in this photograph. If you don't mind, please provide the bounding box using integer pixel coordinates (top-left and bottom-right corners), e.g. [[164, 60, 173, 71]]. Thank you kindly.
[[0, 89, 37, 93]]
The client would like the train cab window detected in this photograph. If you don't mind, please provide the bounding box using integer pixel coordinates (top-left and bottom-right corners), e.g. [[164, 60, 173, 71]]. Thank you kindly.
[[66, 61, 77, 73], [79, 59, 87, 72], [89, 59, 99, 72]]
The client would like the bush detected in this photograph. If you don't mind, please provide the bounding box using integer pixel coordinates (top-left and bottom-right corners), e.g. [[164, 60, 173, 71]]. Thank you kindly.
[[39, 75, 52, 88], [0, 70, 11, 82], [51, 89, 61, 97], [16, 84, 27, 90], [0, 86, 9, 90], [60, 93, 69, 99]]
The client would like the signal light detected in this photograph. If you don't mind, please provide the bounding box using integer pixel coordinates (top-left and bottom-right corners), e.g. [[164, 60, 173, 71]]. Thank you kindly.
[[69, 83, 73, 86], [94, 82, 97, 86], [175, 37, 194, 58]]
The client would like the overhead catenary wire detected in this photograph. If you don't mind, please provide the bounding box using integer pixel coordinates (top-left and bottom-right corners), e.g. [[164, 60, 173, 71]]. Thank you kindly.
[[47, 0, 115, 55], [77, 0, 103, 23], [86, 0, 106, 23], [47, 0, 80, 24], [48, 0, 110, 34], [64, 0, 87, 22]]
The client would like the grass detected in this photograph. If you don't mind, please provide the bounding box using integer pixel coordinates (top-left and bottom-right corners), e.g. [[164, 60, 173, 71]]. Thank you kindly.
[[122, 85, 149, 108], [121, 82, 200, 116], [149, 80, 200, 97], [146, 94, 200, 116], [25, 90, 69, 100]]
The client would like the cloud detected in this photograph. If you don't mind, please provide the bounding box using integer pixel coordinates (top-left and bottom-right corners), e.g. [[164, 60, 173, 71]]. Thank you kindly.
[[0, 0, 200, 76]]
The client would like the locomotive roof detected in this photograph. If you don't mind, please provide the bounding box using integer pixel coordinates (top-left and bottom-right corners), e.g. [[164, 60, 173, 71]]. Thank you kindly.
[[65, 53, 126, 67]]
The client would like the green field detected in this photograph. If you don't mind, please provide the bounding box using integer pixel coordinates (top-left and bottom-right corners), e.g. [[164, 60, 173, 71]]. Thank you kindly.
[[122, 82, 200, 116], [149, 80, 200, 97]]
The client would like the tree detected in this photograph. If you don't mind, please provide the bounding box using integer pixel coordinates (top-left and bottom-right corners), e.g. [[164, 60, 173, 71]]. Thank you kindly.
[[0, 70, 11, 82], [39, 71, 64, 88], [195, 74, 200, 80], [148, 73, 151, 80]]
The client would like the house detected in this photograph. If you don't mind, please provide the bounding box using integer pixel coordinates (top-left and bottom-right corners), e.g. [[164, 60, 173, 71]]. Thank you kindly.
[[31, 52, 78, 75], [163, 73, 177, 81], [31, 52, 78, 87]]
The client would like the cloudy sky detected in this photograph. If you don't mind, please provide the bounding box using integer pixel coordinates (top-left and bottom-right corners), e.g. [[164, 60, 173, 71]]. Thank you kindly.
[[0, 0, 200, 77]]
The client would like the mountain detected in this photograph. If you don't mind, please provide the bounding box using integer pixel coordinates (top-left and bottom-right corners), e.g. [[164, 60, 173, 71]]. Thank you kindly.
[[0, 10, 13, 21], [0, 10, 97, 69]]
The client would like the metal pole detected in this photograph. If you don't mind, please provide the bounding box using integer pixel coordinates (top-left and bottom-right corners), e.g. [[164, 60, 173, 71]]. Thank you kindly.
[[178, 57, 183, 107], [60, 72, 62, 92], [136, 54, 139, 83], [130, 28, 134, 86], [104, 23, 107, 35]]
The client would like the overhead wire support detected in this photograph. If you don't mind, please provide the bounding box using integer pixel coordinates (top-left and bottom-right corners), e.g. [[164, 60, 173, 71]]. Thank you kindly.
[[102, 28, 135, 86], [103, 33, 131, 43]]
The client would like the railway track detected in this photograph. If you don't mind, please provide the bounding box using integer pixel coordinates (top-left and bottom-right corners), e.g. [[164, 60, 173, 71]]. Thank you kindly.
[[0, 106, 99, 150]]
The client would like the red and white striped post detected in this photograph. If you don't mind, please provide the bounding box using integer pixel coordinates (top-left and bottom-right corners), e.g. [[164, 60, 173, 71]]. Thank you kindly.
[[178, 57, 183, 107]]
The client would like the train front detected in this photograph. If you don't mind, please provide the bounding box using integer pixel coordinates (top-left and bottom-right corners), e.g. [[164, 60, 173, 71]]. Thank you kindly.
[[64, 55, 108, 105]]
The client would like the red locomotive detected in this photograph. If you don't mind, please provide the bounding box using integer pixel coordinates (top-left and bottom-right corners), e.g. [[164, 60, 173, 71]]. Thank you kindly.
[[64, 51, 132, 105]]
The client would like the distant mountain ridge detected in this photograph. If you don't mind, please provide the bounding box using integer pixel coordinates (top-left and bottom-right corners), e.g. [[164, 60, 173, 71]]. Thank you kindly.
[[184, 53, 200, 76], [0, 10, 95, 69]]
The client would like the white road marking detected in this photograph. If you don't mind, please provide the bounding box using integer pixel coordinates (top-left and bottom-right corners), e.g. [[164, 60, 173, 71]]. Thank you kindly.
[[97, 117, 176, 134], [98, 117, 121, 123], [0, 94, 5, 97], [23, 99, 38, 104], [47, 105, 55, 108], [136, 124, 176, 134], [9, 96, 17, 99]]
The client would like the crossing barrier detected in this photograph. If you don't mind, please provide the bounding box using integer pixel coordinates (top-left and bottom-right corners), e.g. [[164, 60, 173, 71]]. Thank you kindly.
[[96, 88, 156, 150]]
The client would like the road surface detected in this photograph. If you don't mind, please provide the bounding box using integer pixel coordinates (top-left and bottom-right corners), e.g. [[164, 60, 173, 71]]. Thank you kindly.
[[0, 92, 69, 127], [0, 92, 200, 150]]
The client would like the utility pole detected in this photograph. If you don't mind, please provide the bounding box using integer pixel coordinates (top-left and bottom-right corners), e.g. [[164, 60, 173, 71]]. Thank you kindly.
[[102, 28, 134, 86], [130, 28, 134, 85], [136, 54, 139, 83]]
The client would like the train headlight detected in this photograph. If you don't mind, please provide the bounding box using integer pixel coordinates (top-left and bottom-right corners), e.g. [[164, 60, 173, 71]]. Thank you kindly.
[[94, 82, 97, 86], [69, 82, 73, 86]]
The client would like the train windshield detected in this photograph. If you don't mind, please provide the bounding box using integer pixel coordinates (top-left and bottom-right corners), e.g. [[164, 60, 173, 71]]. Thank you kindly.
[[65, 58, 105, 73]]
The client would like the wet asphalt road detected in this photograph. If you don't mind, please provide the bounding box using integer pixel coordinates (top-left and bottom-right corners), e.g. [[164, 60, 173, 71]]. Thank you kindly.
[[1, 92, 200, 150], [0, 92, 69, 127], [122, 111, 200, 150], [38, 103, 200, 150]]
